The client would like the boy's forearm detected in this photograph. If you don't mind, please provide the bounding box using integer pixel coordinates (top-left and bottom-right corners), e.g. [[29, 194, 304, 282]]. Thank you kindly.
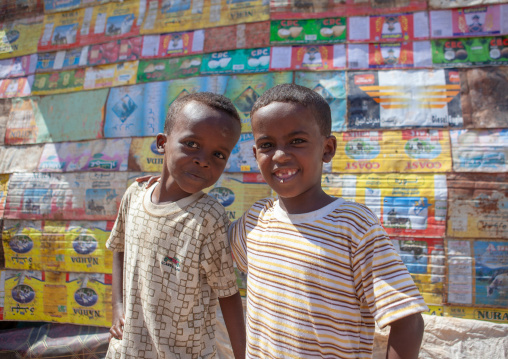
[[112, 252, 124, 309], [386, 313, 424, 359], [219, 292, 246, 359]]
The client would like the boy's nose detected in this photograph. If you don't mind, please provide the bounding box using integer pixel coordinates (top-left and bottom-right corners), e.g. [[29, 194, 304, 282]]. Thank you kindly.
[[273, 148, 291, 162], [194, 155, 210, 168]]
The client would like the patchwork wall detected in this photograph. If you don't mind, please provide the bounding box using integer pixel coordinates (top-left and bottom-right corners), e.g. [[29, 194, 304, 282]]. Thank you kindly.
[[0, 0, 507, 326]]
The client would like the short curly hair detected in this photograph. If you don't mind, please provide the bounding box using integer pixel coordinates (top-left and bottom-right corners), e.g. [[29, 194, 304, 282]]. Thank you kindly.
[[164, 92, 241, 134], [250, 83, 332, 136]]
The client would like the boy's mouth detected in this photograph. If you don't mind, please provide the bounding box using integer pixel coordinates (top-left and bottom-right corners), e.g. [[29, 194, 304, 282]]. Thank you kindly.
[[273, 168, 298, 182]]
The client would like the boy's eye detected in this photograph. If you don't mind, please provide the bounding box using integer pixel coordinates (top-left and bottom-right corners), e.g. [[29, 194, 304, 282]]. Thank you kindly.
[[214, 152, 226, 160], [291, 138, 305, 144], [259, 142, 273, 149], [185, 141, 198, 148]]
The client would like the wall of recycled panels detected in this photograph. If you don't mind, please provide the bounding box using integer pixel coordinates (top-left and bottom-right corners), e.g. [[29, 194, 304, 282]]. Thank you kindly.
[[0, 0, 507, 327]]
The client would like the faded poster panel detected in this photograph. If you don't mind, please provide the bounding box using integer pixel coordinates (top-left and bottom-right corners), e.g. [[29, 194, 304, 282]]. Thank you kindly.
[[0, 99, 10, 145], [270, 0, 427, 19], [204, 22, 270, 53], [2, 220, 113, 273], [4, 172, 127, 221], [322, 173, 447, 237], [201, 48, 271, 75], [0, 16, 43, 60], [333, 130, 451, 173], [35, 89, 106, 143], [271, 17, 347, 45], [225, 72, 293, 132], [226, 133, 258, 173], [460, 67, 508, 128], [392, 237, 445, 305], [83, 61, 138, 90], [128, 137, 163, 172], [0, 144, 44, 173], [4, 97, 42, 145], [137, 55, 202, 83], [32, 69, 85, 95], [347, 69, 463, 129], [141, 30, 204, 59], [269, 44, 346, 71], [205, 173, 271, 222], [430, 0, 502, 10], [141, 0, 269, 34], [295, 71, 346, 131], [38, 138, 131, 172], [0, 76, 33, 98], [88, 37, 142, 66], [446, 238, 508, 308], [0, 55, 37, 79], [451, 129, 508, 172], [447, 173, 508, 239], [0, 174, 9, 218]]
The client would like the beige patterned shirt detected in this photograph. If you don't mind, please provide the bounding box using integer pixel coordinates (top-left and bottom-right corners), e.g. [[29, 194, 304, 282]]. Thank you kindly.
[[106, 182, 238, 359]]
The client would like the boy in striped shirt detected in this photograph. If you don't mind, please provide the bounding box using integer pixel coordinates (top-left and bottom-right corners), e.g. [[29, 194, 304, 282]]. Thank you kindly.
[[229, 84, 427, 358]]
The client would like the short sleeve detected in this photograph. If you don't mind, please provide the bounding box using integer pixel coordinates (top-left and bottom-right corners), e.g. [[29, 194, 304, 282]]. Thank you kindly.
[[105, 187, 131, 252], [352, 219, 428, 329], [200, 207, 238, 298], [228, 211, 248, 273]]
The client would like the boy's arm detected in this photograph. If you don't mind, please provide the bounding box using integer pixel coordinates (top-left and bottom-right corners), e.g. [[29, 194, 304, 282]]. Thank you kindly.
[[109, 251, 125, 341], [219, 292, 246, 359], [386, 313, 424, 359]]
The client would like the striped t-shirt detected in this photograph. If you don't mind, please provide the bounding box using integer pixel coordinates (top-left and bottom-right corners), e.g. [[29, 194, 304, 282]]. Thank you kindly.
[[230, 197, 428, 359]]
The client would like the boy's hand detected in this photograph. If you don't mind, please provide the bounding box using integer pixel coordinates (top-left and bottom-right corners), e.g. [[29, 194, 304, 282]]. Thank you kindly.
[[109, 304, 125, 341], [135, 175, 160, 188]]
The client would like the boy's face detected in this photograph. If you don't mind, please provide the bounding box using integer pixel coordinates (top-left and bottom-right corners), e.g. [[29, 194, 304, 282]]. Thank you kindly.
[[156, 101, 241, 201], [251, 101, 336, 209]]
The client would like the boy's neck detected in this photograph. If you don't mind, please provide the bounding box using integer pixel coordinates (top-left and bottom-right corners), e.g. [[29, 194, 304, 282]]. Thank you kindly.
[[150, 182, 194, 204], [278, 190, 336, 215]]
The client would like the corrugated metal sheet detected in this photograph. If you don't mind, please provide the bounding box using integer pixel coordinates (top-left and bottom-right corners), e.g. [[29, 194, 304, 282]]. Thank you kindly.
[[0, 99, 10, 145], [447, 173, 508, 239], [0, 144, 43, 173], [4, 172, 127, 221]]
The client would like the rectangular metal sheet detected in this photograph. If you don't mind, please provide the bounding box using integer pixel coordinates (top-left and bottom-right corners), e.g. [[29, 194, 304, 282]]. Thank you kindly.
[[0, 145, 44, 173], [322, 173, 448, 237], [2, 269, 112, 326], [32, 69, 85, 95], [270, 17, 347, 45], [348, 12, 429, 42], [128, 137, 163, 172], [204, 22, 270, 53], [430, 5, 508, 38], [4, 172, 127, 221], [105, 76, 226, 138], [204, 173, 271, 222], [36, 47, 86, 72], [43, 0, 114, 13], [391, 236, 445, 304], [0, 175, 9, 218], [347, 69, 463, 129], [141, 0, 269, 34], [38, 138, 131, 172], [0, 99, 10, 146], [459, 67, 508, 128], [295, 71, 346, 131], [88, 37, 142, 66], [0, 16, 43, 59], [269, 44, 346, 71], [446, 238, 508, 308], [141, 30, 204, 59], [38, 0, 142, 52], [5, 89, 107, 145], [447, 173, 508, 239], [0, 76, 33, 98], [224, 72, 293, 133], [270, 0, 427, 19], [430, 0, 501, 9], [432, 36, 508, 67], [83, 60, 138, 90], [201, 48, 271, 75], [2, 220, 113, 274], [0, 55, 37, 79], [137, 55, 202, 83], [332, 130, 452, 173], [225, 133, 258, 173], [347, 41, 432, 70], [450, 129, 508, 172]]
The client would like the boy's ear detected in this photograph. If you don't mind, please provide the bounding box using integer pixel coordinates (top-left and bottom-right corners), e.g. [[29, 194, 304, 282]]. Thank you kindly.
[[252, 144, 258, 160], [155, 133, 167, 153], [322, 135, 337, 163]]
